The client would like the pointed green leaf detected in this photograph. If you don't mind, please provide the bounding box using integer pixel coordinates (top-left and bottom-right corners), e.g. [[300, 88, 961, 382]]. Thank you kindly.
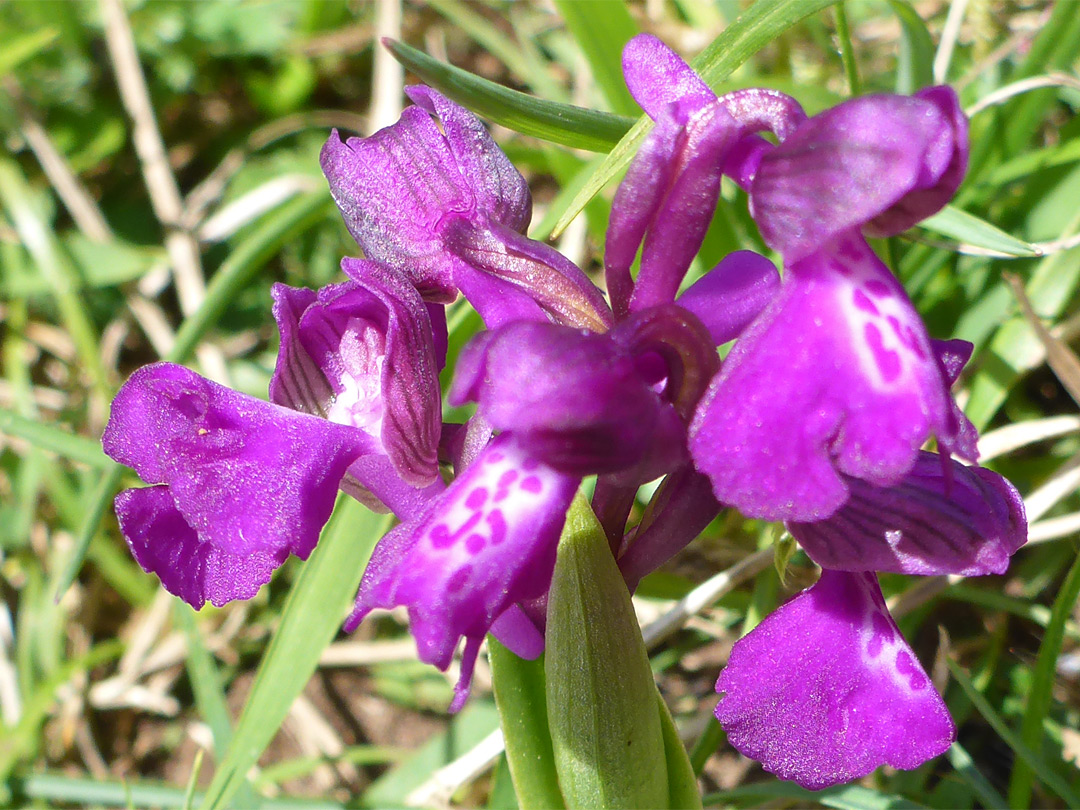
[[551, 0, 842, 237], [198, 499, 392, 810], [545, 495, 669, 809], [489, 640, 566, 810], [0, 408, 111, 469], [384, 39, 634, 153], [656, 692, 702, 810], [886, 0, 934, 94], [919, 205, 1039, 257]]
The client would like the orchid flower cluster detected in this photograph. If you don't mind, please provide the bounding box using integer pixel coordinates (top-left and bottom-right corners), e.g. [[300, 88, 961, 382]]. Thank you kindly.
[[102, 35, 1027, 789]]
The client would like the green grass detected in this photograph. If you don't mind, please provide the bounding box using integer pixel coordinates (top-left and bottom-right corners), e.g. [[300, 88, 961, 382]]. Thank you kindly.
[[2, 1, 1079, 807]]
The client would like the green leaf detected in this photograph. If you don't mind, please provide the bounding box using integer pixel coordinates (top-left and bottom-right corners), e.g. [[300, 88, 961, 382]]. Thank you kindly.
[[655, 692, 702, 810], [946, 657, 1080, 808], [919, 205, 1039, 257], [551, 0, 841, 237], [0, 159, 110, 398], [0, 408, 111, 469], [383, 39, 634, 153], [545, 495, 669, 809], [197, 499, 391, 810], [553, 0, 640, 116], [1008, 552, 1080, 807], [172, 192, 331, 364], [886, 0, 934, 94], [489, 640, 565, 810], [0, 26, 59, 75]]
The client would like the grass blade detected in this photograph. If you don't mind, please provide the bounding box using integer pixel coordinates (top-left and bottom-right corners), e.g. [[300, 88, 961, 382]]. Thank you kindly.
[[946, 657, 1080, 808], [918, 205, 1038, 257], [1007, 553, 1080, 807], [886, 0, 934, 94], [0, 408, 112, 469], [551, 0, 841, 237], [553, 0, 640, 116], [384, 39, 634, 153], [197, 499, 391, 810]]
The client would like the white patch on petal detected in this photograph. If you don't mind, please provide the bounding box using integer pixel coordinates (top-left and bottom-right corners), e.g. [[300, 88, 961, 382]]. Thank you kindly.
[[326, 318, 387, 442], [420, 435, 565, 565], [828, 236, 933, 392]]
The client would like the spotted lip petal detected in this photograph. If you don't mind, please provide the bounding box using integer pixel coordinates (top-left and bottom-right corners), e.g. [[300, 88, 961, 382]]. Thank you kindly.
[[750, 87, 967, 262], [103, 362, 376, 607], [715, 570, 955, 789], [347, 433, 579, 710], [789, 451, 1027, 576], [689, 233, 953, 522]]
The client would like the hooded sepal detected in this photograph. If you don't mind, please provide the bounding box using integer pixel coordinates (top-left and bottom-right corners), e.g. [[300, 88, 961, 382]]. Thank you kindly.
[[271, 263, 442, 490], [750, 87, 967, 261], [715, 570, 955, 789], [450, 321, 683, 475]]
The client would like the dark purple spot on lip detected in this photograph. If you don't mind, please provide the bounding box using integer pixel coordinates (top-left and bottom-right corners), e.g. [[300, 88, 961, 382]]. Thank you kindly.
[[864, 322, 902, 382], [487, 452, 505, 464], [827, 257, 852, 277], [487, 509, 507, 545], [838, 239, 864, 262], [465, 487, 488, 510], [852, 289, 879, 316], [465, 533, 486, 554], [521, 458, 540, 471], [498, 470, 519, 487], [865, 279, 892, 298], [895, 650, 928, 690], [520, 476, 543, 494], [430, 523, 453, 548], [871, 612, 895, 647], [446, 567, 471, 592]]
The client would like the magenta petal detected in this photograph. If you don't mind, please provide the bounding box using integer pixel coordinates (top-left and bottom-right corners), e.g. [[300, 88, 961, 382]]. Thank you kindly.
[[348, 434, 578, 705], [676, 250, 780, 345], [751, 90, 965, 261], [449, 321, 669, 474], [405, 85, 531, 234], [104, 363, 374, 572], [621, 34, 714, 118], [489, 604, 545, 660], [715, 570, 955, 789], [628, 102, 740, 312], [320, 120, 461, 300], [445, 220, 612, 332], [689, 234, 952, 522], [605, 113, 682, 318], [789, 452, 1027, 576], [117, 487, 280, 608]]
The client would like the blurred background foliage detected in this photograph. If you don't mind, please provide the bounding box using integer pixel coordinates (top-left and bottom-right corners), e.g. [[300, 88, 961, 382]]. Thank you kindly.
[[1, 0, 1079, 808]]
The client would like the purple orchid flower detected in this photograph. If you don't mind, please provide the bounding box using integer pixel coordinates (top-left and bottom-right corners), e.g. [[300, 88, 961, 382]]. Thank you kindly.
[[347, 432, 579, 711], [103, 263, 444, 608], [613, 34, 971, 523], [321, 85, 612, 332], [715, 453, 1026, 788]]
